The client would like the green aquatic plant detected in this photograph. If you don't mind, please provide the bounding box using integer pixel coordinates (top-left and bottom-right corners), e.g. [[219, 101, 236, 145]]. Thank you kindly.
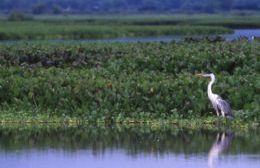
[[0, 40, 258, 123]]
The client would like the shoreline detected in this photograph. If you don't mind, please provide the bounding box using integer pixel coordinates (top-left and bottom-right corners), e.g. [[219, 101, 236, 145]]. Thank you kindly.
[[0, 113, 258, 131]]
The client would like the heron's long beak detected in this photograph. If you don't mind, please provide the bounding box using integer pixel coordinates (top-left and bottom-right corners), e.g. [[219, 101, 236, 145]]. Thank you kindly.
[[195, 73, 204, 77]]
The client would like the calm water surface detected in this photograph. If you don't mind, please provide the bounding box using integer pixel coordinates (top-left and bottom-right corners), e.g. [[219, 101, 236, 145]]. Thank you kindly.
[[0, 125, 259, 168]]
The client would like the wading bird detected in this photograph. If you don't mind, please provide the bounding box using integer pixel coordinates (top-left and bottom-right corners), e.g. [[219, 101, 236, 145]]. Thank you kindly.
[[196, 73, 234, 118]]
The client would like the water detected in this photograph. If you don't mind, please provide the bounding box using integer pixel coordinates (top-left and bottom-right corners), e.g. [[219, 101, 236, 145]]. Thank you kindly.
[[0, 29, 259, 44], [224, 29, 260, 41], [0, 125, 259, 168]]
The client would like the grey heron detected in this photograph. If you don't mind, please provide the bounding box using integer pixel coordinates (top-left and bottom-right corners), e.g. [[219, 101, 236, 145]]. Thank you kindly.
[[196, 73, 234, 119]]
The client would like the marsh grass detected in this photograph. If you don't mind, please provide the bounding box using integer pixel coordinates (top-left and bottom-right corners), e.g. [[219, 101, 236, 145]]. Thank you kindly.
[[2, 14, 259, 40], [0, 21, 232, 40], [33, 14, 260, 27], [0, 112, 257, 131]]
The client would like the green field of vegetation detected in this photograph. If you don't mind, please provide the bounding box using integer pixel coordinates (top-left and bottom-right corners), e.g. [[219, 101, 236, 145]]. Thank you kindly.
[[31, 14, 260, 27], [0, 22, 232, 40], [0, 14, 260, 40], [0, 40, 259, 124]]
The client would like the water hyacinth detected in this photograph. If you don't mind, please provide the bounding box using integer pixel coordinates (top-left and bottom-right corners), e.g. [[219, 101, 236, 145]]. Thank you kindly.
[[0, 40, 259, 122]]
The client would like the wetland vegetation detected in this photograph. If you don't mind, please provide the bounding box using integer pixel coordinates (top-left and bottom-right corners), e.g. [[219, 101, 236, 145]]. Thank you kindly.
[[0, 19, 228, 40], [0, 15, 259, 40], [0, 22, 231, 40], [0, 13, 260, 40], [0, 40, 259, 124]]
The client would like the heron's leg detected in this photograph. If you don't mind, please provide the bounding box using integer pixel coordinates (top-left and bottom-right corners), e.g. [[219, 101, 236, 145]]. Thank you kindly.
[[213, 106, 220, 117], [215, 109, 220, 116], [221, 111, 225, 117]]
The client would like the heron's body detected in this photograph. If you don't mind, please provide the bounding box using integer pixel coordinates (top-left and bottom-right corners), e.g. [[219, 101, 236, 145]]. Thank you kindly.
[[198, 73, 234, 118]]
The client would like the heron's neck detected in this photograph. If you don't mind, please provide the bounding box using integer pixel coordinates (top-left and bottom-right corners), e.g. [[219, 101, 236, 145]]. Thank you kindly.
[[208, 77, 215, 98]]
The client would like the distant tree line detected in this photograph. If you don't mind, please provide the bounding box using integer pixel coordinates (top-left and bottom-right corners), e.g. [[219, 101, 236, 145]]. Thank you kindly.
[[0, 0, 259, 14]]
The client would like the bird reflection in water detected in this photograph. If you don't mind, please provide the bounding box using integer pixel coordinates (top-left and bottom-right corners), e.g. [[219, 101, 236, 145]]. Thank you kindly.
[[208, 131, 234, 168]]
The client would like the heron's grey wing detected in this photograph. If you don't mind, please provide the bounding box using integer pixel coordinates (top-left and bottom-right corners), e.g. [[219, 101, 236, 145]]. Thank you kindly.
[[216, 97, 233, 117]]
